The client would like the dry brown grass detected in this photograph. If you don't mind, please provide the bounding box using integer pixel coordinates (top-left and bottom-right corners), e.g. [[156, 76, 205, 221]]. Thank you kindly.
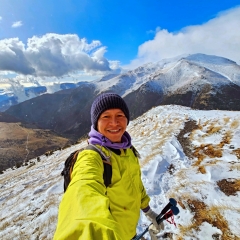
[[167, 180, 209, 201], [178, 199, 237, 240], [206, 125, 222, 134], [176, 119, 231, 175], [230, 119, 240, 129], [166, 116, 240, 239], [223, 117, 230, 125], [193, 143, 223, 168], [0, 219, 11, 232], [217, 178, 240, 196], [233, 148, 240, 159], [192, 145, 205, 166], [202, 119, 211, 127], [43, 195, 59, 210], [204, 145, 222, 158], [0, 122, 70, 172], [229, 163, 240, 171], [198, 165, 206, 174], [152, 121, 159, 131], [38, 214, 58, 240], [221, 131, 232, 145]]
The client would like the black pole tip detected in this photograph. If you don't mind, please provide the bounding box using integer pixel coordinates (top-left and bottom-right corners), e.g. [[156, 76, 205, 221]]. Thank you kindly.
[[171, 206, 180, 215]]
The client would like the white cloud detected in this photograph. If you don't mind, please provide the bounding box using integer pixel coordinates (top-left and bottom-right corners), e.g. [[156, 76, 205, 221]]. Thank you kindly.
[[128, 6, 240, 68], [0, 33, 112, 77], [12, 21, 23, 28], [0, 38, 35, 75], [0, 16, 2, 21]]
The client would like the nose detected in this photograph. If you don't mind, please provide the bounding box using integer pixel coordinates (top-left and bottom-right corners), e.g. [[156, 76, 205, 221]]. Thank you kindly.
[[110, 116, 119, 125]]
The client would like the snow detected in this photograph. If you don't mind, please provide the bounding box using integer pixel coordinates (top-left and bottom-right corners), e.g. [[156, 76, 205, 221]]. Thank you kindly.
[[185, 53, 240, 86], [1, 107, 240, 239], [93, 53, 240, 98]]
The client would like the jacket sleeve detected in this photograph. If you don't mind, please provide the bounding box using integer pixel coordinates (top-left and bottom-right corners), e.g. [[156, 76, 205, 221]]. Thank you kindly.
[[135, 155, 150, 210], [54, 150, 123, 240], [140, 174, 150, 210]]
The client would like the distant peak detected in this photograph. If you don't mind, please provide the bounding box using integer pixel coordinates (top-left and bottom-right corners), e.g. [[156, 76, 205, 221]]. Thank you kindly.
[[183, 53, 236, 65]]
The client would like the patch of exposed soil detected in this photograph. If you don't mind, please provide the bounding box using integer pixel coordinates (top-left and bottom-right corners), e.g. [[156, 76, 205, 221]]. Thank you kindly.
[[176, 120, 199, 159]]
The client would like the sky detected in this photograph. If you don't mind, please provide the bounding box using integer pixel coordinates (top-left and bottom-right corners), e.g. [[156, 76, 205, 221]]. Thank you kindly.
[[1, 105, 240, 239], [0, 0, 240, 80]]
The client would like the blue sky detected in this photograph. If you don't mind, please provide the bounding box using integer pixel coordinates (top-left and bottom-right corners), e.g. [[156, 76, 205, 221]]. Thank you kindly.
[[0, 0, 240, 79]]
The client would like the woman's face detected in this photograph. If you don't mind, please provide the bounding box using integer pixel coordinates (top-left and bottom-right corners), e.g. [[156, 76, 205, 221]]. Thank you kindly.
[[97, 108, 128, 143]]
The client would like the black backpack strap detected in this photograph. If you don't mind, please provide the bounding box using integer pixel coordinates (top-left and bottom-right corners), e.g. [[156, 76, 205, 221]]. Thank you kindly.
[[131, 145, 141, 159], [85, 144, 112, 187], [61, 149, 82, 192]]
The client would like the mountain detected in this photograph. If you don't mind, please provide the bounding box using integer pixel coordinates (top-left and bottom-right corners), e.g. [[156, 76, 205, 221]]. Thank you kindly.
[[1, 105, 240, 239], [5, 53, 240, 141], [0, 77, 91, 111]]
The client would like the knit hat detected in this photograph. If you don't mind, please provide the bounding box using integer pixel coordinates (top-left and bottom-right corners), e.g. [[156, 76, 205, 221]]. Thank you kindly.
[[91, 93, 130, 130]]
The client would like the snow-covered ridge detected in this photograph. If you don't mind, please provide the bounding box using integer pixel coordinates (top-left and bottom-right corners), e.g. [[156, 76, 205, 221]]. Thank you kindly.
[[0, 105, 240, 239], [93, 53, 240, 96], [184, 53, 240, 86], [1, 53, 240, 112]]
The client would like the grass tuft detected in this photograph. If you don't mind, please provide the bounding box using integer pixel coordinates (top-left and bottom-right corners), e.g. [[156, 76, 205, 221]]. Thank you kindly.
[[178, 199, 237, 239], [233, 148, 240, 159], [217, 178, 240, 196]]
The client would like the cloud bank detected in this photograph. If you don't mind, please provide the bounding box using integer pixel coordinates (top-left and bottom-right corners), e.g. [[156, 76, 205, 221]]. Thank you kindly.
[[129, 6, 240, 68], [0, 34, 111, 77]]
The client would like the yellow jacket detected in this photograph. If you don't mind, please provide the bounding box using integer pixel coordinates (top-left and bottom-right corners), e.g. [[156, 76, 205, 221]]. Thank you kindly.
[[54, 146, 150, 240]]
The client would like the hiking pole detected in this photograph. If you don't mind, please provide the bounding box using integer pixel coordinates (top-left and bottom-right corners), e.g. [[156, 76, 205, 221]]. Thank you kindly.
[[156, 198, 177, 222], [133, 198, 179, 240], [157, 205, 179, 225], [133, 205, 179, 240]]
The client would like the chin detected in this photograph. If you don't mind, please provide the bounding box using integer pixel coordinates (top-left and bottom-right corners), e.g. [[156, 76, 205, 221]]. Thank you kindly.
[[107, 135, 122, 143], [109, 138, 121, 143]]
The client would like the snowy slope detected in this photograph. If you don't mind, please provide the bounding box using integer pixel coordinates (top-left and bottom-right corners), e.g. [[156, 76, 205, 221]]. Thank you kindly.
[[0, 105, 240, 240], [184, 53, 240, 86]]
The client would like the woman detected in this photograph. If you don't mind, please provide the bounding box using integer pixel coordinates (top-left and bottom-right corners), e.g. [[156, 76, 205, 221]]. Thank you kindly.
[[54, 93, 162, 240]]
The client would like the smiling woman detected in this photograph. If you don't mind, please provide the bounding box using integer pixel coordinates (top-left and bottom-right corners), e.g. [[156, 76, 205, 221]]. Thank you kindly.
[[54, 93, 163, 240]]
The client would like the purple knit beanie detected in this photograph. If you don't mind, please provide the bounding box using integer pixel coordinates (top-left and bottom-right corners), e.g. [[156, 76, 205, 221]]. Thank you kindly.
[[91, 93, 130, 130]]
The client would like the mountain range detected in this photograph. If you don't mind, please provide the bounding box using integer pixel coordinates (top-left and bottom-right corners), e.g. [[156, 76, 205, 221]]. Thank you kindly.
[[4, 53, 240, 138], [1, 53, 240, 171]]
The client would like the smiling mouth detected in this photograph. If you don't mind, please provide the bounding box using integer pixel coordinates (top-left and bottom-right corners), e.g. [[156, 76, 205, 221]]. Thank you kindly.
[[107, 129, 121, 133]]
